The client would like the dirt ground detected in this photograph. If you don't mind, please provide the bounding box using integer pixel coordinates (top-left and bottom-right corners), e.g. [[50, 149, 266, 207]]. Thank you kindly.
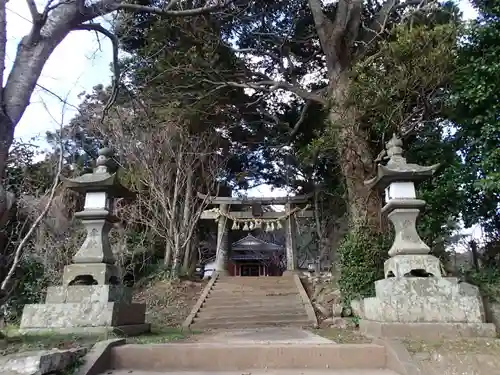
[[316, 326, 500, 374], [403, 337, 500, 375], [314, 327, 373, 344], [133, 279, 206, 327]]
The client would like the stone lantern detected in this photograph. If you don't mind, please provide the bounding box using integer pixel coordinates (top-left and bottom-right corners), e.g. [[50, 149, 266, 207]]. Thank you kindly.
[[356, 134, 495, 339], [19, 148, 150, 335], [365, 133, 441, 276]]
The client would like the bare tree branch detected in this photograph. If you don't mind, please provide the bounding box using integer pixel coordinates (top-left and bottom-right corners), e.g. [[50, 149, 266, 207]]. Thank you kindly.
[[72, 23, 120, 121], [25, 0, 40, 21], [203, 79, 327, 106], [308, 0, 336, 73], [36, 83, 81, 112], [290, 101, 311, 140], [356, 0, 433, 57], [3, 0, 233, 128], [0, 2, 6, 104], [0, 121, 64, 292], [84, 0, 232, 20]]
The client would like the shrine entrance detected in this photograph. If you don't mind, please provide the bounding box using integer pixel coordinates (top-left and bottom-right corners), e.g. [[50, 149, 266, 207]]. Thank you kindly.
[[240, 264, 260, 277], [198, 193, 313, 275]]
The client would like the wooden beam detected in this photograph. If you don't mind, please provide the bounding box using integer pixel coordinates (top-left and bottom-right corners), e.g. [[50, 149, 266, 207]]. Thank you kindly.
[[200, 210, 314, 220], [197, 192, 313, 205]]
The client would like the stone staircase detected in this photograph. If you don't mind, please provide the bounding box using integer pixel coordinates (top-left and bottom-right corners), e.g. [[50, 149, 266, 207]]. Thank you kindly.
[[189, 275, 313, 329]]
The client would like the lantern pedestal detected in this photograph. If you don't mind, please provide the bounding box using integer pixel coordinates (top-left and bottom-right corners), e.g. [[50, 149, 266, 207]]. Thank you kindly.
[[356, 134, 495, 339], [19, 285, 149, 335], [357, 248, 496, 338]]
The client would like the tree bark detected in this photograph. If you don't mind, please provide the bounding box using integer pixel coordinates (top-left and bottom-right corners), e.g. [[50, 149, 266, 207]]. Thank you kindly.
[[183, 229, 199, 273], [164, 237, 173, 267], [328, 72, 383, 232], [0, 115, 15, 220]]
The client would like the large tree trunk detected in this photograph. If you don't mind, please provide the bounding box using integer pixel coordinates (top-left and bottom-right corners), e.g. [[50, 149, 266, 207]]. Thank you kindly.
[[164, 239, 173, 267], [0, 114, 15, 220], [328, 72, 383, 232]]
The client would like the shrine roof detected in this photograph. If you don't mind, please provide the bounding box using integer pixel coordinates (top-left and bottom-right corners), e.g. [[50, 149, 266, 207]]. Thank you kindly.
[[231, 234, 283, 251], [231, 254, 272, 260]]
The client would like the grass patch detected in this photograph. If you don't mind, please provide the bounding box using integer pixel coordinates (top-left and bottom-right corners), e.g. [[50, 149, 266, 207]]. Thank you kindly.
[[1, 330, 110, 356], [402, 337, 500, 355], [0, 325, 200, 355], [127, 327, 200, 344], [312, 327, 372, 344]]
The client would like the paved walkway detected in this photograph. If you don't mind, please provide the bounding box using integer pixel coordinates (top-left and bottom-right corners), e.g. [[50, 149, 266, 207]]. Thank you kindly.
[[192, 327, 334, 344], [103, 370, 399, 375], [99, 328, 395, 375]]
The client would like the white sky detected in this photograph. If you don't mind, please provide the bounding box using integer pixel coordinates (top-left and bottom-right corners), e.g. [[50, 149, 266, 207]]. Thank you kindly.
[[5, 1, 481, 242]]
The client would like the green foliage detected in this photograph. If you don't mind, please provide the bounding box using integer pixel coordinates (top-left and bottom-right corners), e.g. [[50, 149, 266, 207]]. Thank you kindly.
[[349, 23, 459, 136], [4, 257, 51, 323], [404, 122, 465, 251], [446, 0, 500, 234], [338, 227, 392, 306], [462, 266, 500, 302]]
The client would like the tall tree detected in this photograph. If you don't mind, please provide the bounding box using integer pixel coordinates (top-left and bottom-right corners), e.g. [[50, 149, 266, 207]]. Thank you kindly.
[[446, 0, 500, 235], [0, 0, 232, 225], [213, 0, 460, 233]]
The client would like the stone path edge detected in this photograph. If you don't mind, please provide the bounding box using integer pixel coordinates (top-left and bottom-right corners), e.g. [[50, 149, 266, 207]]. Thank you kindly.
[[75, 338, 126, 375], [372, 338, 422, 375], [182, 272, 219, 329], [293, 273, 318, 328]]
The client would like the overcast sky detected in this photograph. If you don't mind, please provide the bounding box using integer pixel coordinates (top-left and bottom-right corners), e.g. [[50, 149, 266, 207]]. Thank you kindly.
[[5, 0, 480, 239]]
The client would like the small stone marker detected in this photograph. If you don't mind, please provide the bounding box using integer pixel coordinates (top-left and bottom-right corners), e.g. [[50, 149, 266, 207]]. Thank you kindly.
[[0, 347, 87, 375]]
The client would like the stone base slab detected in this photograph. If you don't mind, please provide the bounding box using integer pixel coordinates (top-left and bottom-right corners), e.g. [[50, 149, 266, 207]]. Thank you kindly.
[[361, 277, 486, 323], [359, 320, 496, 339], [374, 277, 480, 299], [18, 324, 150, 336], [362, 294, 484, 322], [20, 301, 147, 331], [45, 285, 132, 304]]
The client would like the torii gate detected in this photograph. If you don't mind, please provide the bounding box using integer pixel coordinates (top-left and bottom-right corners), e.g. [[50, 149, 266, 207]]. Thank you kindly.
[[198, 192, 314, 275]]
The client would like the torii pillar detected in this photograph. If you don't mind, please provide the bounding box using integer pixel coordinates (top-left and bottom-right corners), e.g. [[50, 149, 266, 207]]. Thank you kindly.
[[284, 202, 298, 273], [215, 203, 230, 275]]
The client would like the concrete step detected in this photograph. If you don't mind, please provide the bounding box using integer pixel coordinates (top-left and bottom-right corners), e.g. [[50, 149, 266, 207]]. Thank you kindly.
[[212, 289, 299, 294], [218, 276, 294, 280], [109, 343, 387, 371], [195, 312, 308, 323], [102, 370, 400, 375], [206, 290, 300, 298], [199, 305, 305, 313], [212, 285, 297, 293], [208, 292, 299, 299], [209, 289, 299, 296], [215, 282, 297, 289], [201, 302, 305, 315], [191, 318, 312, 329], [202, 297, 301, 307], [216, 280, 296, 286], [215, 278, 296, 284]]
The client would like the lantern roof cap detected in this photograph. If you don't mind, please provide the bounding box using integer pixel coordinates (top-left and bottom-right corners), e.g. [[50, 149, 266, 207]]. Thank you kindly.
[[365, 133, 440, 190], [61, 147, 133, 197]]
